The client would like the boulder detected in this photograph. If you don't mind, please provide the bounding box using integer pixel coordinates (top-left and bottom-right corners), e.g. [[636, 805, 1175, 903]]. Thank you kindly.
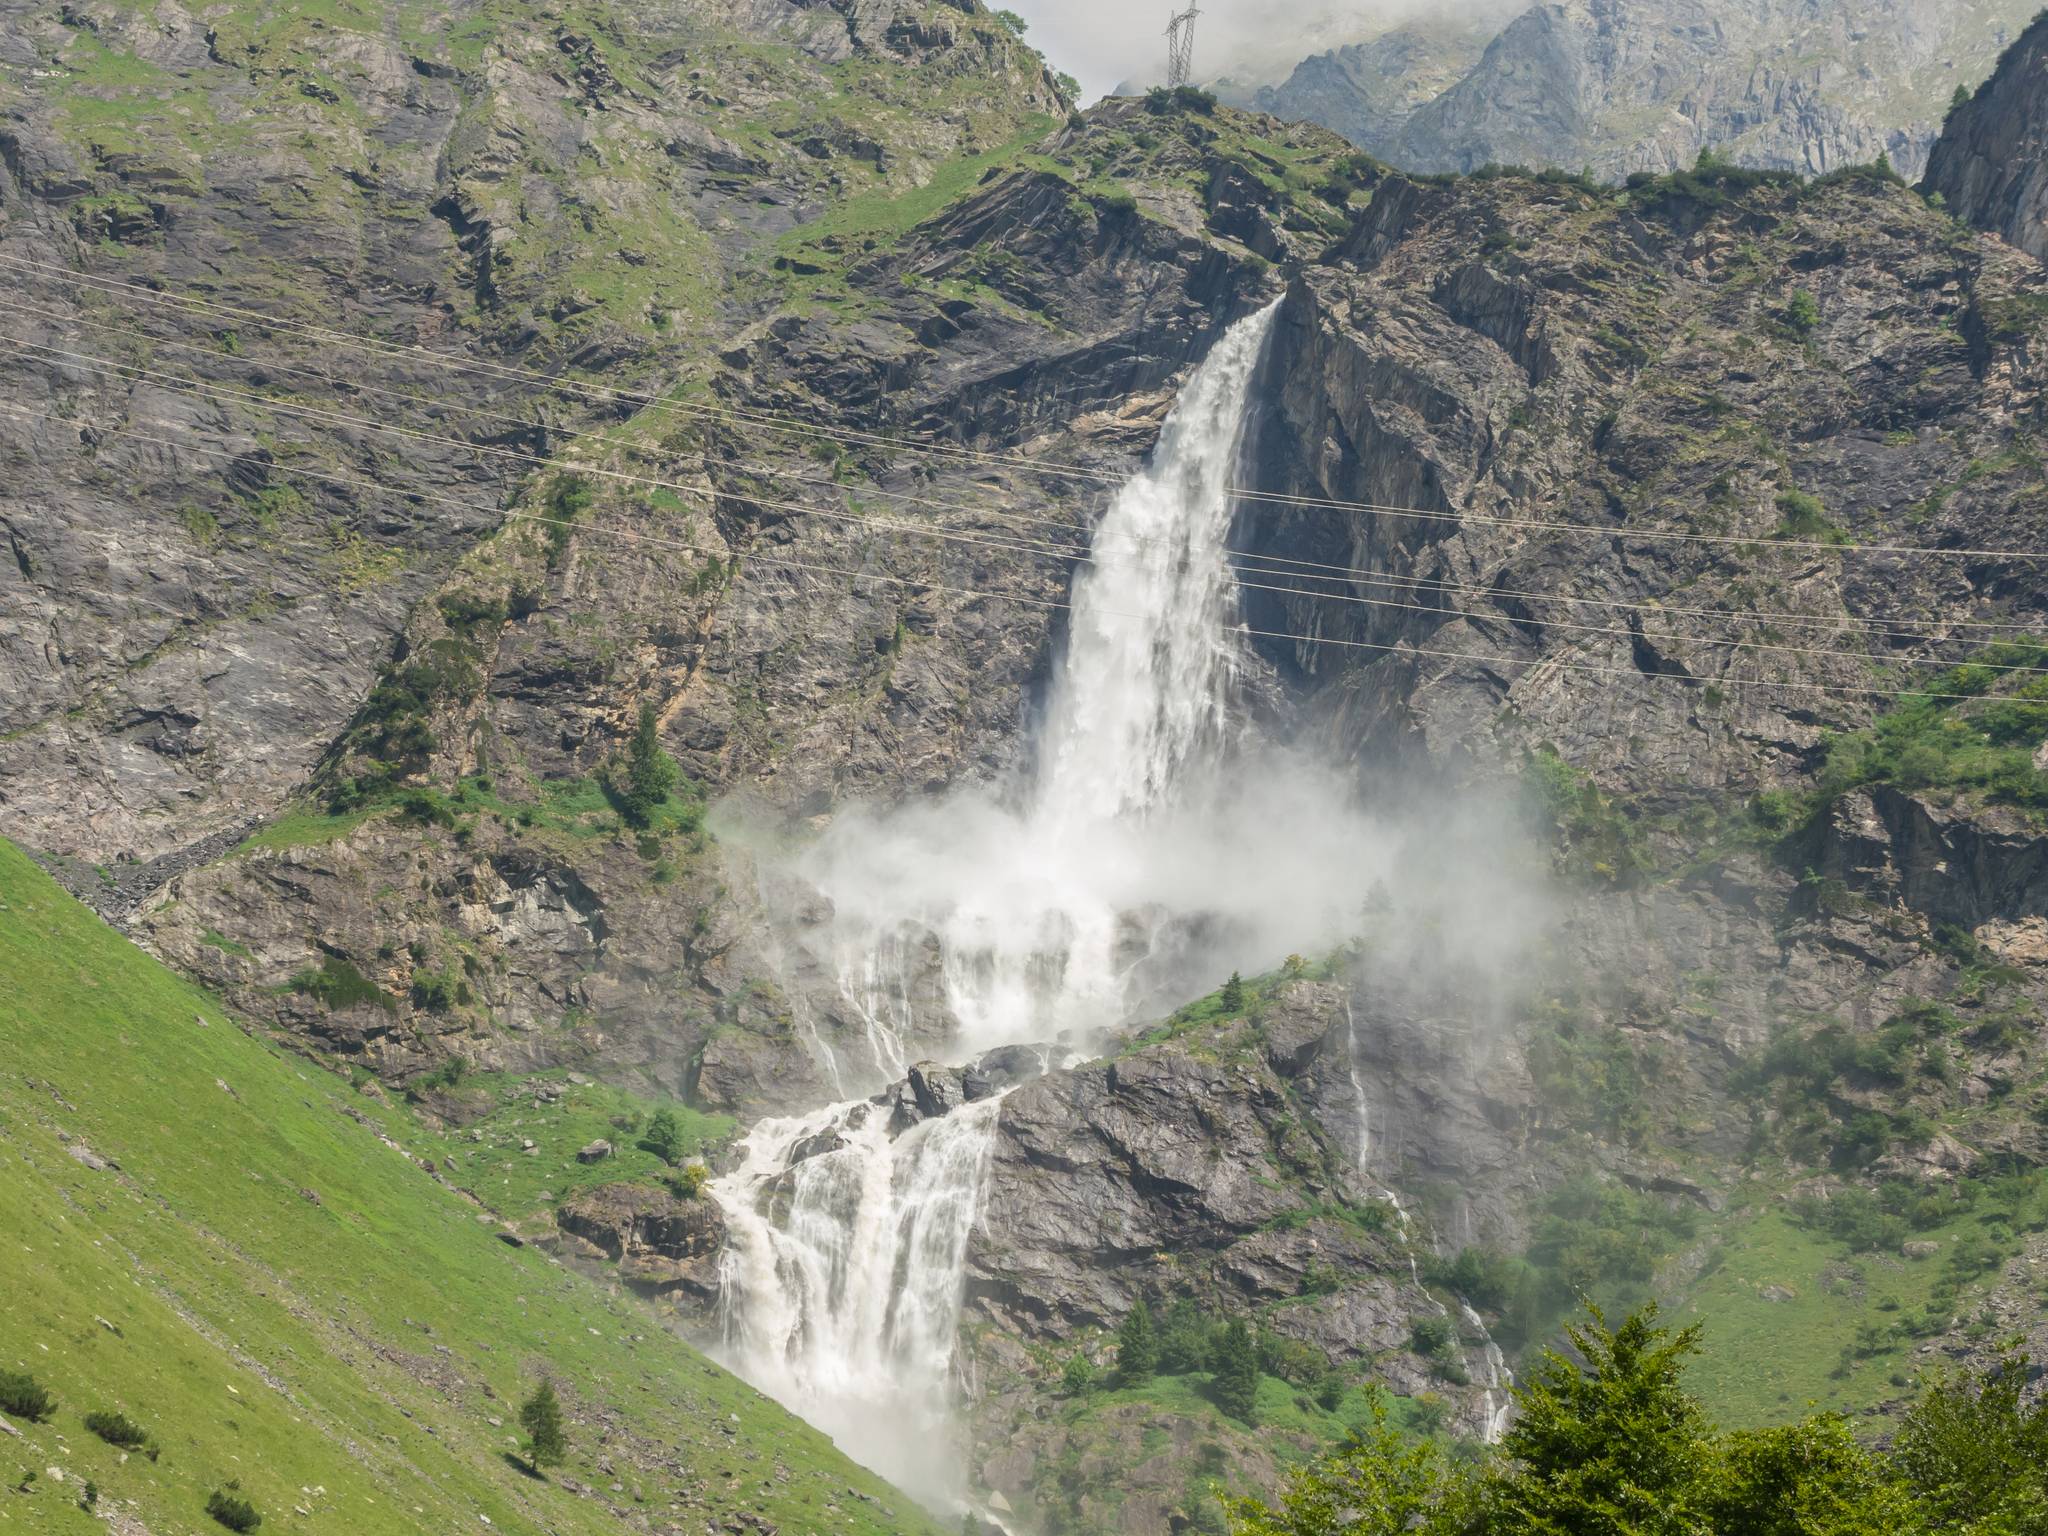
[[554, 1182, 726, 1298], [576, 1139, 613, 1164]]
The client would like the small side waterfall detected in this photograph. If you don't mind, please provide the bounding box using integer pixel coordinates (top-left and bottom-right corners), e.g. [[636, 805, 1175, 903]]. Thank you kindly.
[[1461, 1300, 1516, 1444], [1346, 1000, 1515, 1443], [712, 304, 1286, 1503]]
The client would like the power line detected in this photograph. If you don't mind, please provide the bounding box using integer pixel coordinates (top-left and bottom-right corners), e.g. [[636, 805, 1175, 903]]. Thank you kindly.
[[16, 288, 2045, 645], [28, 292, 2048, 655], [9, 252, 2045, 562], [5, 394, 2041, 694], [14, 338, 2048, 676], [10, 329, 2048, 678]]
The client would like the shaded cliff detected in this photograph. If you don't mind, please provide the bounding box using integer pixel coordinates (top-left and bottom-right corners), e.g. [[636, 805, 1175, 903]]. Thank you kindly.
[[1926, 9, 2048, 264]]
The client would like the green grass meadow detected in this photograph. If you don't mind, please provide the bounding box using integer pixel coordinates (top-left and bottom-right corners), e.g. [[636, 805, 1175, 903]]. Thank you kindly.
[[0, 837, 940, 1535]]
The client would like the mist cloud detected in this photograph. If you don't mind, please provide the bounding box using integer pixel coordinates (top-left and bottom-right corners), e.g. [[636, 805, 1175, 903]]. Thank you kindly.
[[1001, 0, 1522, 100]]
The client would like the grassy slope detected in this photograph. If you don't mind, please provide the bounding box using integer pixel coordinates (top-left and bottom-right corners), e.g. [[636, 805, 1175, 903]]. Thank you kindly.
[[0, 837, 940, 1536]]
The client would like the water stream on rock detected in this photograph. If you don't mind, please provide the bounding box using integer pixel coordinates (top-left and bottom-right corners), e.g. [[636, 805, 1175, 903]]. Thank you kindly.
[[710, 304, 1287, 1503]]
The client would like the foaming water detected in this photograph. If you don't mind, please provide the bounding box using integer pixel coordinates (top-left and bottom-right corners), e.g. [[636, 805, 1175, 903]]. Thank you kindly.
[[711, 1094, 1006, 1505]]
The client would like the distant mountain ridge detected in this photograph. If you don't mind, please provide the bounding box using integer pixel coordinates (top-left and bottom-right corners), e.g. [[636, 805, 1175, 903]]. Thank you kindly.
[[1216, 0, 2039, 182]]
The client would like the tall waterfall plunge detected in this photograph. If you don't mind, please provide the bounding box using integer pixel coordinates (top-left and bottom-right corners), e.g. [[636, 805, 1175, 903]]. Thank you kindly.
[[793, 300, 1384, 1077], [711, 303, 1401, 1501]]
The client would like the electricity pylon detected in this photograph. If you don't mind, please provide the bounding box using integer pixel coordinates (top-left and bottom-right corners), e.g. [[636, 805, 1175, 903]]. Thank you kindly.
[[1165, 5, 1200, 89]]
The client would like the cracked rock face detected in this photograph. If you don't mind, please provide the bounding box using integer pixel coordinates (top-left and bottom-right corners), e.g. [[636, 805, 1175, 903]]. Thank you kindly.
[[554, 1181, 727, 1298], [9, 2, 2048, 1524]]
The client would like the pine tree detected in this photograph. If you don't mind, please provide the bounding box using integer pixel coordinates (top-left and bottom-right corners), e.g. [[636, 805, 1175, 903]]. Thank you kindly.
[[641, 1108, 686, 1166], [1488, 1304, 1710, 1534], [519, 1377, 568, 1473], [1061, 1350, 1098, 1397], [614, 702, 677, 829], [1219, 972, 1246, 1013], [1116, 1300, 1158, 1385], [1211, 1317, 1258, 1424]]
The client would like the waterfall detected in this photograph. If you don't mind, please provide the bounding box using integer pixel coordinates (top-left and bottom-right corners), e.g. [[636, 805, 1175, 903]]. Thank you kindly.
[[799, 302, 1286, 1080], [712, 304, 1286, 1503], [1346, 1003, 1515, 1443], [1460, 1300, 1516, 1444], [711, 1094, 1006, 1503]]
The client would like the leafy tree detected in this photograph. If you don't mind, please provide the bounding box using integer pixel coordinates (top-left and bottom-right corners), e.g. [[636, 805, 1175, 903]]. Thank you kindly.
[[1706, 1415, 1919, 1536], [1409, 1315, 1454, 1359], [1117, 1300, 1158, 1385], [1157, 1298, 1213, 1375], [519, 1377, 568, 1472], [1787, 289, 1821, 335], [1892, 1350, 2048, 1533], [1220, 972, 1247, 1013], [612, 702, 678, 829], [1485, 1304, 1712, 1535], [640, 1107, 686, 1166], [1210, 1317, 1259, 1424], [667, 1161, 710, 1199], [1220, 1396, 1463, 1536]]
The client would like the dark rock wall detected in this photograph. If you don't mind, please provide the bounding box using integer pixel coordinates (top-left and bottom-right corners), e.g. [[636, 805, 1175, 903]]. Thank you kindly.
[[1926, 10, 2048, 264]]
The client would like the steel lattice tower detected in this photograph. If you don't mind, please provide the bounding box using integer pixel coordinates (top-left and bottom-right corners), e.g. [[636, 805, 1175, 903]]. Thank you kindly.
[[1165, 5, 1200, 89]]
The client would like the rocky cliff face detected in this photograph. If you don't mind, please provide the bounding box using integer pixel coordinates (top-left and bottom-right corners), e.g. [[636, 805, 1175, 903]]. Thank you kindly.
[[1927, 10, 2048, 263], [0, 0, 1064, 875], [1218, 12, 1508, 155], [1225, 0, 2035, 183], [115, 94, 1339, 1108]]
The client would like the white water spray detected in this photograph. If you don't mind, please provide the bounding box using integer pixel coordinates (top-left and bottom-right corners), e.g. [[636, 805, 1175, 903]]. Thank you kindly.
[[711, 1094, 1005, 1502]]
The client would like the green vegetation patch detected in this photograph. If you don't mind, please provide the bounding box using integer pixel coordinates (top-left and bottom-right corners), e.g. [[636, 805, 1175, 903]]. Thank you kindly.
[[401, 1069, 732, 1223], [1813, 642, 2048, 820]]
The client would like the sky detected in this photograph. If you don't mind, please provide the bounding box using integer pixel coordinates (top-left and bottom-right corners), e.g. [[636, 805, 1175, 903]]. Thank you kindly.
[[998, 0, 1508, 101]]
